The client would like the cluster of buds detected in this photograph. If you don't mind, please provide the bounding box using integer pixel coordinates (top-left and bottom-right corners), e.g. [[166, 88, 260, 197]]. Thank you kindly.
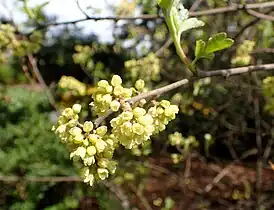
[[52, 104, 117, 186], [53, 75, 179, 186]]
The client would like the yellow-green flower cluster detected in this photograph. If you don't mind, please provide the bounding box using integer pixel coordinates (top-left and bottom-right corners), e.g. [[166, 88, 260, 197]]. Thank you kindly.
[[58, 76, 87, 96], [125, 53, 161, 81], [91, 75, 143, 116], [263, 76, 274, 115], [110, 108, 155, 149], [52, 104, 117, 186], [0, 24, 42, 62], [110, 99, 179, 149], [148, 100, 179, 134], [168, 132, 199, 164], [231, 40, 255, 67], [131, 140, 152, 156], [169, 131, 184, 146], [53, 75, 180, 186]]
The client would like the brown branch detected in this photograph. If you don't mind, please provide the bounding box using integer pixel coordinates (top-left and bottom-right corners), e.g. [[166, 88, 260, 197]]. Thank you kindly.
[[251, 48, 274, 54], [33, 1, 274, 29], [94, 63, 274, 127], [103, 182, 130, 210], [75, 0, 91, 18], [253, 95, 262, 210], [190, 1, 274, 17], [247, 9, 274, 21], [204, 165, 231, 193], [155, 38, 173, 56], [19, 57, 36, 85], [129, 183, 153, 210], [189, 0, 203, 12], [27, 54, 58, 110], [234, 9, 273, 40]]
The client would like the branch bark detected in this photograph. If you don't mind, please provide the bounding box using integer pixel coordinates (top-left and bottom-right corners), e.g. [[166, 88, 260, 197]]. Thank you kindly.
[[94, 63, 274, 127], [34, 1, 274, 29]]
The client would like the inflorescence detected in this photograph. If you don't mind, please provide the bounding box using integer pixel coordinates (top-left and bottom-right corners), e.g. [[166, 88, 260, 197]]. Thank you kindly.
[[53, 75, 179, 186]]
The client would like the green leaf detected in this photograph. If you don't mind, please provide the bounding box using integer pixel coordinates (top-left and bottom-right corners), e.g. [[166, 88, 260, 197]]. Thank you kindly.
[[178, 18, 204, 35], [157, 0, 173, 9], [195, 40, 206, 57], [158, 0, 204, 74], [205, 32, 234, 54], [194, 33, 234, 63], [170, 1, 204, 36], [195, 40, 214, 60]]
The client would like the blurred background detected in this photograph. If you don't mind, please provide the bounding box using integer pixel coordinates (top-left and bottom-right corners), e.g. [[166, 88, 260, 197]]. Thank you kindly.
[[0, 0, 274, 209]]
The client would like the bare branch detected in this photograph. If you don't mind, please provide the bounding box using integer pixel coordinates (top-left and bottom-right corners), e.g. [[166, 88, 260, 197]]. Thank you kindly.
[[94, 63, 274, 127], [27, 54, 57, 110], [247, 9, 274, 21], [155, 38, 173, 56], [75, 0, 90, 18], [34, 1, 274, 29], [251, 48, 274, 54], [234, 9, 273, 40]]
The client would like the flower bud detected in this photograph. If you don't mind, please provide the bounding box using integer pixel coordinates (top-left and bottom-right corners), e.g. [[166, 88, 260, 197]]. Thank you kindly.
[[135, 79, 145, 90], [74, 134, 84, 144], [97, 80, 109, 88], [96, 126, 108, 136], [122, 88, 132, 98], [62, 108, 74, 118], [132, 123, 144, 135], [113, 86, 123, 96], [88, 134, 98, 144], [67, 119, 78, 127], [111, 75, 122, 87], [84, 156, 95, 166], [102, 94, 112, 104], [97, 168, 109, 180], [69, 127, 82, 136], [107, 161, 117, 174], [72, 104, 82, 114], [98, 158, 109, 168], [84, 173, 95, 186], [133, 107, 146, 117], [137, 114, 153, 125], [160, 100, 170, 108], [110, 100, 120, 111], [95, 139, 107, 153], [87, 146, 97, 156], [83, 121, 94, 133], [56, 125, 66, 134]]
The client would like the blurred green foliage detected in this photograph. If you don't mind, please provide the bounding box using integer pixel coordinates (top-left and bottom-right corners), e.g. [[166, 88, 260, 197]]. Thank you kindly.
[[0, 0, 274, 209]]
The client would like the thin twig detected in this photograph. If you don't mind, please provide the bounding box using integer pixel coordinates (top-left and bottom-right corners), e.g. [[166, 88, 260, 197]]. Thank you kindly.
[[32, 2, 274, 30], [251, 48, 274, 54], [155, 38, 173, 56], [129, 183, 153, 210], [103, 182, 130, 210], [19, 57, 36, 85], [247, 9, 274, 21], [234, 9, 273, 40], [263, 124, 274, 160], [254, 95, 262, 210], [95, 63, 274, 127], [189, 0, 203, 12], [27, 54, 58, 110], [75, 0, 90, 18], [204, 165, 231, 193]]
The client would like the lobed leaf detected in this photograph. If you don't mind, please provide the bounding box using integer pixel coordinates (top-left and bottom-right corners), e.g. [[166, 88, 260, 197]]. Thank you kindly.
[[205, 32, 234, 54], [195, 33, 234, 62]]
